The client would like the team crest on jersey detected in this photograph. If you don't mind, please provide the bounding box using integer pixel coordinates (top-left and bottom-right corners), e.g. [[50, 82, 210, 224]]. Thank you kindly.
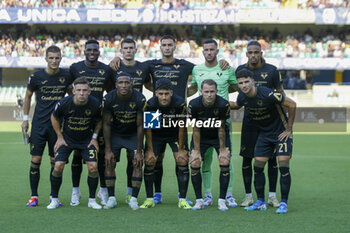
[[136, 70, 142, 76], [214, 109, 219, 116], [59, 77, 65, 84], [170, 109, 176, 114], [129, 102, 136, 110], [261, 72, 268, 79], [99, 70, 105, 76], [257, 100, 263, 106], [173, 65, 180, 69], [85, 109, 91, 116]]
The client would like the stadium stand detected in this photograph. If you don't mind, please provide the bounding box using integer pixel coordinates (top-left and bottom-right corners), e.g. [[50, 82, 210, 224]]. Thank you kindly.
[[1, 0, 349, 9]]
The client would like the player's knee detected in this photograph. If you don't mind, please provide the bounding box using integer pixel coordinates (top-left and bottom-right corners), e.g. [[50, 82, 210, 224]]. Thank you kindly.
[[145, 158, 156, 167], [31, 156, 42, 164], [87, 162, 98, 174], [54, 163, 65, 173], [175, 156, 188, 166], [219, 155, 230, 166], [190, 158, 201, 168]]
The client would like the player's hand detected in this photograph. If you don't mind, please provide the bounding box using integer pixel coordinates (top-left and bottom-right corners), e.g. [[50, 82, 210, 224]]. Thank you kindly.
[[219, 59, 230, 70], [133, 151, 143, 168], [105, 150, 115, 168], [54, 137, 68, 153], [88, 138, 99, 153], [109, 56, 121, 71], [278, 129, 292, 142], [177, 149, 189, 164], [189, 150, 201, 164], [219, 148, 231, 162], [21, 121, 29, 134], [144, 150, 156, 166]]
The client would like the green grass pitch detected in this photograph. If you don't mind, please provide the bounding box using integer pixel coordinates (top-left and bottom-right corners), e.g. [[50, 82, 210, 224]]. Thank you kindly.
[[0, 122, 349, 233]]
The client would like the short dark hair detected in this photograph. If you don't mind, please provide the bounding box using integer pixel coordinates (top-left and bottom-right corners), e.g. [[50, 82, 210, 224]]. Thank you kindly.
[[160, 35, 176, 44], [203, 39, 217, 47], [45, 45, 61, 57], [85, 39, 99, 47], [201, 79, 217, 89], [247, 40, 261, 49], [236, 69, 254, 79], [73, 77, 90, 87], [155, 78, 172, 91], [121, 38, 136, 47], [115, 72, 131, 81]]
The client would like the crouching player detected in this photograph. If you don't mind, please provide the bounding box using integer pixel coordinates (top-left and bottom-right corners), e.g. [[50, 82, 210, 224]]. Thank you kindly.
[[230, 69, 296, 214], [48, 77, 102, 209], [188, 79, 232, 211]]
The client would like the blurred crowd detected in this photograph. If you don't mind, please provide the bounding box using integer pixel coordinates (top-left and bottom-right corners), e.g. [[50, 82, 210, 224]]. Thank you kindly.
[[1, 27, 349, 61], [1, 0, 350, 9]]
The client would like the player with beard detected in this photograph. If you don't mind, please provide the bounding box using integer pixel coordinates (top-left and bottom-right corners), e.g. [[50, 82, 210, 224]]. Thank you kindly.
[[235, 41, 285, 208], [23, 45, 73, 207], [69, 40, 114, 207], [188, 39, 238, 208], [141, 78, 191, 210]]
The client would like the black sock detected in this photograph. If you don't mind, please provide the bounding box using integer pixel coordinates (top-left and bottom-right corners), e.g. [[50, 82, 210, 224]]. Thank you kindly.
[[105, 176, 116, 197], [177, 165, 189, 199], [49, 165, 54, 196], [242, 157, 253, 194], [154, 161, 163, 193], [254, 166, 265, 201], [98, 154, 106, 188], [131, 177, 142, 198], [191, 167, 202, 199], [144, 166, 154, 198], [71, 155, 82, 188], [279, 167, 291, 204], [268, 157, 278, 192], [127, 159, 133, 189], [219, 165, 230, 199], [29, 161, 40, 197], [88, 176, 98, 198], [51, 174, 62, 198]]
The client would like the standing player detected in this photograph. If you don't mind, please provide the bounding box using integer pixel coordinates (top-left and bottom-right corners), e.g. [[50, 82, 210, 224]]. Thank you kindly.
[[113, 39, 151, 203], [188, 79, 232, 211], [141, 78, 191, 210], [188, 39, 238, 208], [236, 40, 285, 207], [48, 77, 102, 209], [103, 73, 146, 210], [22, 45, 73, 207], [69, 39, 114, 206], [230, 69, 296, 214]]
